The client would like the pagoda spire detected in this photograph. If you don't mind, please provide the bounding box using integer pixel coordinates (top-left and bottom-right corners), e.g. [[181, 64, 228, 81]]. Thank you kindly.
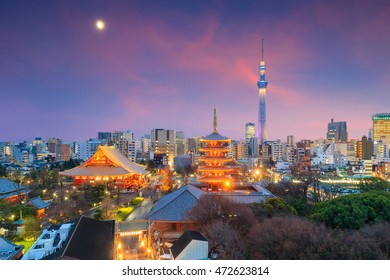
[[213, 106, 218, 133]]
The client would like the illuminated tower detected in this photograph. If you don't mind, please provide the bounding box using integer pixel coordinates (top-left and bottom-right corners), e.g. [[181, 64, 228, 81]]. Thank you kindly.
[[197, 107, 233, 191], [257, 39, 268, 143]]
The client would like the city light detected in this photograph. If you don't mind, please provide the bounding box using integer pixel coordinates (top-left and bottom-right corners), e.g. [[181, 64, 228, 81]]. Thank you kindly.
[[96, 20, 105, 30]]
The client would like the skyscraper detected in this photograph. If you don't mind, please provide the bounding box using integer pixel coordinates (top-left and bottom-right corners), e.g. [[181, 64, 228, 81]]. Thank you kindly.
[[257, 39, 268, 143], [372, 113, 390, 141], [150, 128, 176, 165], [287, 135, 295, 147], [245, 122, 256, 140], [327, 119, 348, 142]]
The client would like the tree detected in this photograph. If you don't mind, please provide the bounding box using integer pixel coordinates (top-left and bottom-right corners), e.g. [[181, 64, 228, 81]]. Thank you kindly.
[[266, 181, 309, 216], [247, 216, 330, 259], [358, 177, 390, 192], [146, 160, 157, 173], [82, 184, 106, 205], [0, 164, 6, 177], [311, 191, 390, 229], [187, 194, 256, 237], [161, 168, 174, 193], [204, 220, 245, 259], [250, 197, 297, 220]]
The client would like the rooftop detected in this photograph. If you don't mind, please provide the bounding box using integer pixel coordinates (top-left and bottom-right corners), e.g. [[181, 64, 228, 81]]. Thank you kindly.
[[0, 178, 30, 200], [24, 216, 115, 260], [60, 145, 147, 177], [28, 196, 50, 209], [372, 113, 390, 120], [170, 230, 207, 259], [0, 236, 24, 260], [202, 132, 229, 141], [147, 185, 204, 222]]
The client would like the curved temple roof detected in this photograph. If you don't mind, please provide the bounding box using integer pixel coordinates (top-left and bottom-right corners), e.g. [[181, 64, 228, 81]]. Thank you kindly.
[[60, 146, 147, 177]]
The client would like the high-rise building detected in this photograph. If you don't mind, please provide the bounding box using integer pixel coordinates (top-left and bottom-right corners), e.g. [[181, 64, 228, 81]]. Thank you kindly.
[[372, 113, 390, 141], [141, 135, 151, 153], [110, 130, 135, 161], [245, 123, 256, 140], [327, 119, 348, 142], [270, 140, 284, 162], [248, 137, 259, 158], [98, 132, 112, 142], [287, 135, 295, 147], [257, 39, 268, 143], [150, 129, 176, 165], [186, 137, 200, 155], [356, 136, 373, 160], [175, 131, 186, 156], [47, 138, 62, 154]]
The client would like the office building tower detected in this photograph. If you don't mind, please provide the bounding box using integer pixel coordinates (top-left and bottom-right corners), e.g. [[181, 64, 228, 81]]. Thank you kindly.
[[372, 113, 390, 141], [327, 118, 348, 142]]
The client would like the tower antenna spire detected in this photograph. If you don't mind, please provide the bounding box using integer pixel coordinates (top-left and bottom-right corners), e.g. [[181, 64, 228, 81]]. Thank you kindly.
[[262, 38, 264, 60], [213, 105, 218, 133]]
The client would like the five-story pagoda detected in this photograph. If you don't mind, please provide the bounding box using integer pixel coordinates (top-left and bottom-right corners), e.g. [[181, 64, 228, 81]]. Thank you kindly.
[[197, 107, 233, 191]]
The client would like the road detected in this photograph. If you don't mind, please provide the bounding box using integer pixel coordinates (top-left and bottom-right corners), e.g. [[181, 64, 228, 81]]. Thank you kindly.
[[125, 198, 155, 221]]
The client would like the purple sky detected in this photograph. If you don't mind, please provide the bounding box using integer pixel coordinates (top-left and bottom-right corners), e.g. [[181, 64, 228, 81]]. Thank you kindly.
[[1, 0, 390, 142]]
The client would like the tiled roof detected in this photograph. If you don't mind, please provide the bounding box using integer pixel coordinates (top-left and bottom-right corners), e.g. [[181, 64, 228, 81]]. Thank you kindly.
[[62, 216, 115, 260], [0, 236, 23, 260], [0, 178, 30, 199], [29, 196, 50, 209], [202, 132, 229, 141], [147, 185, 205, 222], [42, 216, 115, 260], [218, 193, 271, 204], [171, 231, 207, 259]]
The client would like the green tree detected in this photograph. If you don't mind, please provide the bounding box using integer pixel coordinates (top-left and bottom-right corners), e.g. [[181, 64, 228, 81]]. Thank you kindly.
[[250, 197, 297, 219], [0, 164, 7, 177], [82, 184, 106, 205], [311, 191, 390, 229], [358, 177, 390, 192], [266, 181, 309, 216]]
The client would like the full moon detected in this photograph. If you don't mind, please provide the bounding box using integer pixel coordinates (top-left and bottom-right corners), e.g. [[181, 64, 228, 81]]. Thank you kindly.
[[96, 20, 105, 30]]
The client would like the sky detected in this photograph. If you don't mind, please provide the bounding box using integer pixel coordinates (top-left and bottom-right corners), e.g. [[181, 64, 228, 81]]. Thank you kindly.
[[1, 0, 390, 142]]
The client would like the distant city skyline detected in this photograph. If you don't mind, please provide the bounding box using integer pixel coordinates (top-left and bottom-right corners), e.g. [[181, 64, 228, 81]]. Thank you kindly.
[[1, 0, 390, 141]]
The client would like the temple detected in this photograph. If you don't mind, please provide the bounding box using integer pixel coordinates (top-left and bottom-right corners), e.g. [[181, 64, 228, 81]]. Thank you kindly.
[[60, 146, 147, 189], [197, 107, 233, 191]]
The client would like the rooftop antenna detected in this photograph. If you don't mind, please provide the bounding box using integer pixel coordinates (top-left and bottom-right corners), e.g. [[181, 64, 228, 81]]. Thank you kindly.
[[262, 38, 264, 60]]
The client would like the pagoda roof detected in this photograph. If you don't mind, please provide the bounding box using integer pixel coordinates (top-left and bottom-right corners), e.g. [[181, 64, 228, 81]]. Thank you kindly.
[[197, 176, 232, 183], [202, 132, 229, 141], [197, 166, 232, 172], [198, 156, 232, 162], [199, 147, 231, 152], [60, 146, 147, 177]]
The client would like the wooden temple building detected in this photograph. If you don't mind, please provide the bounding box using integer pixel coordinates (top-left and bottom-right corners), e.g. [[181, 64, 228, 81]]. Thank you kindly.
[[197, 107, 234, 191], [60, 146, 147, 189]]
